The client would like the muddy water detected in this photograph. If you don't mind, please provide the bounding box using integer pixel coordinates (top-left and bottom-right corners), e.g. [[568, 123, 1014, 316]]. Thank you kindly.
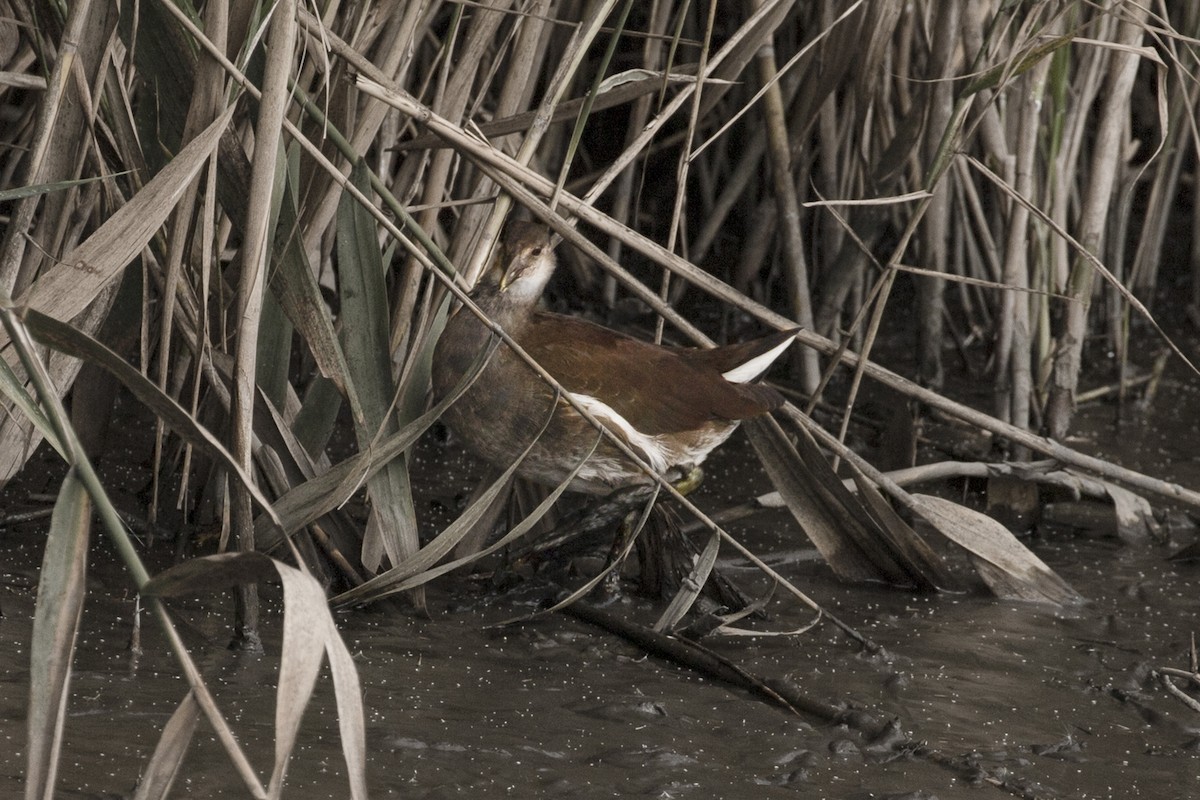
[[3, 418, 1200, 798]]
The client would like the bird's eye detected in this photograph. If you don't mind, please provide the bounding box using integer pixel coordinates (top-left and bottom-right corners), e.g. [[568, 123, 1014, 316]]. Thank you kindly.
[[530, 247, 543, 257]]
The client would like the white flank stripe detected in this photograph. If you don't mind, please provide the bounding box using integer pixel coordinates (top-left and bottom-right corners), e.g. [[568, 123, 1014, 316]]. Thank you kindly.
[[721, 334, 795, 383], [570, 393, 670, 474]]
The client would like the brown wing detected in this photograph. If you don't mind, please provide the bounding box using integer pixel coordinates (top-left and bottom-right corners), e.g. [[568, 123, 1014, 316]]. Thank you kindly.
[[519, 313, 785, 434]]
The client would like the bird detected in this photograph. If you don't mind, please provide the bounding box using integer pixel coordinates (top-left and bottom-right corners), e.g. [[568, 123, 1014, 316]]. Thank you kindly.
[[431, 220, 798, 496]]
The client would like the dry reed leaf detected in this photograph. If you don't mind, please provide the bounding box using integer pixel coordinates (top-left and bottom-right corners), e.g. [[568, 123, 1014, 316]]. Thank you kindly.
[[852, 475, 959, 591], [269, 565, 337, 799], [24, 469, 91, 800], [0, 352, 64, 458], [911, 493, 1082, 606], [320, 604, 368, 800], [269, 177, 360, 417], [338, 161, 417, 574], [332, 403, 594, 607], [653, 528, 719, 633], [744, 415, 947, 589], [25, 310, 282, 530], [7, 106, 234, 345], [0, 174, 117, 203], [802, 191, 933, 207], [254, 337, 500, 550], [528, 483, 660, 621], [131, 691, 202, 800], [142, 553, 367, 800], [338, 442, 603, 606]]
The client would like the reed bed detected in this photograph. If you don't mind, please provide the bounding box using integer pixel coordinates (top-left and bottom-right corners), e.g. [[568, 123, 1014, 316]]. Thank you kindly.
[[1, 1, 1196, 796]]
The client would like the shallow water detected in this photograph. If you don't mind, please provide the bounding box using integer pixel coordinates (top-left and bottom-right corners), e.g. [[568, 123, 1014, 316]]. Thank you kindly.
[[3, 407, 1200, 799]]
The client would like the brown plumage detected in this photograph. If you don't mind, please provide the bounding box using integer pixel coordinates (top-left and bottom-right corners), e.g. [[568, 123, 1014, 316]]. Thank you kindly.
[[432, 220, 797, 494]]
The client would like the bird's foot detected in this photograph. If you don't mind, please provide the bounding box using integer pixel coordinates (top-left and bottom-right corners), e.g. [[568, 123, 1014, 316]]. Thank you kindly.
[[670, 465, 704, 496]]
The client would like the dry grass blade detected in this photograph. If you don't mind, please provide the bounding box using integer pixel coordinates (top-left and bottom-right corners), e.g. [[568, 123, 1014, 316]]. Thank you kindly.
[[911, 494, 1082, 606], [0, 175, 120, 203], [851, 474, 960, 592], [131, 692, 202, 800], [24, 468, 90, 800], [653, 528, 718, 633], [0, 353, 63, 458], [270, 566, 336, 799], [330, 439, 535, 607], [269, 178, 361, 416], [336, 436, 602, 607], [528, 484, 661, 621], [320, 606, 368, 800], [393, 67, 699, 152]]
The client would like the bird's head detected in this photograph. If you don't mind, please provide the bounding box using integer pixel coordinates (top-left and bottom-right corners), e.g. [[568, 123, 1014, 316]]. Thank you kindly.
[[498, 221, 556, 301]]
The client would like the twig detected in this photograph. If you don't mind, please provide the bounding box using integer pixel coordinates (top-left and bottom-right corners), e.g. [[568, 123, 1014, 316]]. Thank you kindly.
[[1155, 670, 1200, 714]]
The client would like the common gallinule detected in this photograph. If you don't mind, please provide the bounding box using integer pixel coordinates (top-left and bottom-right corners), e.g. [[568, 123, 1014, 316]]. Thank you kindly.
[[432, 221, 797, 494]]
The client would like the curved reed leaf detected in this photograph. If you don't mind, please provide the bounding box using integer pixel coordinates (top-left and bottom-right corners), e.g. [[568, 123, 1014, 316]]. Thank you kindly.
[[144, 552, 367, 800], [5, 106, 234, 346], [0, 354, 64, 459], [912, 493, 1082, 606], [131, 691, 201, 800], [332, 403, 595, 608], [254, 336, 500, 550]]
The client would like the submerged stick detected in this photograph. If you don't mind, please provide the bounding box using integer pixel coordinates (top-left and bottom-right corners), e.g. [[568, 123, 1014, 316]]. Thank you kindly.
[[561, 599, 854, 723], [562, 599, 1075, 800]]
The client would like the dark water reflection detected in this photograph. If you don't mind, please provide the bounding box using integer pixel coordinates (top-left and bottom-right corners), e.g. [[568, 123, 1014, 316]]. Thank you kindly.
[[4, 425, 1200, 798]]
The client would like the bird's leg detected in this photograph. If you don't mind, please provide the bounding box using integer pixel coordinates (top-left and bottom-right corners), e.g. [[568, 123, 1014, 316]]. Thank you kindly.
[[593, 467, 706, 601], [592, 503, 649, 604]]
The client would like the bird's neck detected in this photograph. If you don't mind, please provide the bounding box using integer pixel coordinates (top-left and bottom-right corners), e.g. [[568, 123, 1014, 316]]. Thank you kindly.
[[472, 281, 538, 333]]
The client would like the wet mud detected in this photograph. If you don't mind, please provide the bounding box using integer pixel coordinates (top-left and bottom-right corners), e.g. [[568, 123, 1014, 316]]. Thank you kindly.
[[3, 389, 1200, 799]]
